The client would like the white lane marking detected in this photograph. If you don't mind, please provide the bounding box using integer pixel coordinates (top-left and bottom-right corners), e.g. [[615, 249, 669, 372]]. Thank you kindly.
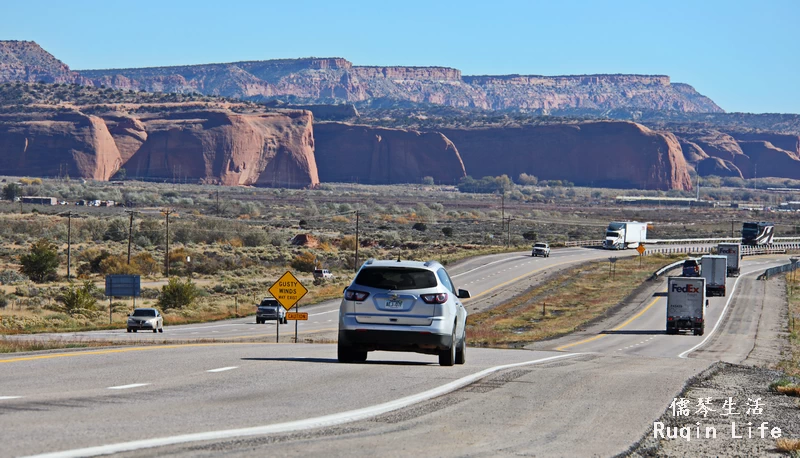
[[0, 396, 22, 400], [168, 323, 244, 332], [28, 353, 582, 458], [107, 383, 150, 390], [678, 262, 781, 359], [207, 367, 238, 373], [308, 310, 338, 317]]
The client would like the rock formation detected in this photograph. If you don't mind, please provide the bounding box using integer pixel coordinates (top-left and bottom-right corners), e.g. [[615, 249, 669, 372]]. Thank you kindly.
[[441, 121, 692, 191], [696, 157, 742, 178], [737, 141, 800, 180], [313, 123, 466, 185], [0, 111, 121, 180], [0, 107, 318, 187]]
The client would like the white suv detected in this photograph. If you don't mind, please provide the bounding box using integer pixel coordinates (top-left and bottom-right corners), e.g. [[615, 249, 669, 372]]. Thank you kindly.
[[338, 259, 470, 366]]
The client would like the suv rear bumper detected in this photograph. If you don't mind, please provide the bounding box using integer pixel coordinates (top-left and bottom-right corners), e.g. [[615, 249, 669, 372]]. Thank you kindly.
[[339, 329, 453, 355]]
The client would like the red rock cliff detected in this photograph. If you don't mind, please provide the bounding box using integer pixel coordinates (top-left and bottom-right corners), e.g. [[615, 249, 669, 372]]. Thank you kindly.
[[123, 109, 318, 187], [313, 123, 466, 185], [441, 121, 692, 191], [0, 111, 121, 180]]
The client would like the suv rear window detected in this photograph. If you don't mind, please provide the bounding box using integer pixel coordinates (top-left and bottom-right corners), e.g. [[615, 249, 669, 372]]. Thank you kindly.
[[354, 267, 437, 290]]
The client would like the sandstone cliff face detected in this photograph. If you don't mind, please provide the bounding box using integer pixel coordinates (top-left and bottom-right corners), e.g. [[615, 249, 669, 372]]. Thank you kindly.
[[737, 141, 800, 180], [0, 107, 317, 186], [441, 121, 692, 191], [696, 157, 742, 178], [730, 132, 800, 158], [123, 109, 317, 187], [0, 111, 121, 180], [314, 123, 466, 185], [0, 41, 87, 84], [74, 55, 722, 113]]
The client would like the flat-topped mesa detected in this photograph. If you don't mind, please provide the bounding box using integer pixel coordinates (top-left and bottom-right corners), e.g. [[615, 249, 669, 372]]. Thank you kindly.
[[352, 66, 462, 81], [463, 74, 671, 87]]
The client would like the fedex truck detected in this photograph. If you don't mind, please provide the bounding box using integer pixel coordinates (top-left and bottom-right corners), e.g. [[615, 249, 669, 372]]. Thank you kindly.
[[701, 255, 727, 297], [666, 277, 707, 336], [717, 243, 741, 277], [603, 221, 648, 250]]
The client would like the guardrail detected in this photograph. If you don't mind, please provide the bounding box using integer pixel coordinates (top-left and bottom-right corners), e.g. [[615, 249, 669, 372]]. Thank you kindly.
[[643, 246, 711, 256], [758, 261, 800, 280], [650, 260, 685, 281], [564, 240, 604, 247]]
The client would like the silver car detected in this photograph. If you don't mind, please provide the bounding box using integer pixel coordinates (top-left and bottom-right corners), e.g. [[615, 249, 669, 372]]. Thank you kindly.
[[338, 259, 470, 366], [256, 298, 287, 324], [127, 308, 164, 333]]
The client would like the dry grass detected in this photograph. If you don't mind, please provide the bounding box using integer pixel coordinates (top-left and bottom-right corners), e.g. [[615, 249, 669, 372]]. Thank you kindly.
[[776, 385, 800, 397], [781, 274, 800, 378], [468, 254, 682, 346], [776, 437, 800, 453], [0, 337, 118, 353]]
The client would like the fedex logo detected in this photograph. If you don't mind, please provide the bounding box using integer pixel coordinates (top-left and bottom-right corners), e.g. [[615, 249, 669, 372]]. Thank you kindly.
[[672, 283, 700, 293]]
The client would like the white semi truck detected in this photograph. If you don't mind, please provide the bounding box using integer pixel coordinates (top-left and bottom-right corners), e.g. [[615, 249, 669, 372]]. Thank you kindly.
[[603, 221, 648, 250], [666, 276, 707, 336], [701, 255, 727, 297], [717, 243, 741, 277]]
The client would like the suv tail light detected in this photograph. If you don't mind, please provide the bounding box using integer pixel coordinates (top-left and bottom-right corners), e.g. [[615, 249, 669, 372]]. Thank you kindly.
[[345, 289, 369, 301], [421, 293, 448, 304]]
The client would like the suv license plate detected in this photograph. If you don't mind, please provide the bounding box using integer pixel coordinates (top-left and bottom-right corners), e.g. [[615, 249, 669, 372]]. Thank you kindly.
[[385, 300, 403, 309]]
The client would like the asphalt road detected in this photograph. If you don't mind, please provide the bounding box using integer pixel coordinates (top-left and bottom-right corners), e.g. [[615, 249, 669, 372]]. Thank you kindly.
[[0, 249, 789, 457]]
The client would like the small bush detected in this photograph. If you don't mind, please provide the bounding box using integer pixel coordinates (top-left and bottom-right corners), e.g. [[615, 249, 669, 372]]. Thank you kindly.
[[158, 277, 199, 310], [442, 227, 454, 237], [291, 252, 318, 272], [412, 222, 427, 232], [58, 281, 100, 317]]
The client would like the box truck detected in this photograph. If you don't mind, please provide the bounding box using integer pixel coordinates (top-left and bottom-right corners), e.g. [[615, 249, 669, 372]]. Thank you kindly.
[[717, 243, 741, 277], [701, 255, 727, 297], [666, 277, 707, 336], [603, 221, 648, 250]]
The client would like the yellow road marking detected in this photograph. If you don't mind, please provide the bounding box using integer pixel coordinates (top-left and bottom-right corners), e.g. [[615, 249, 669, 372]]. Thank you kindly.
[[0, 342, 276, 364], [555, 294, 662, 351]]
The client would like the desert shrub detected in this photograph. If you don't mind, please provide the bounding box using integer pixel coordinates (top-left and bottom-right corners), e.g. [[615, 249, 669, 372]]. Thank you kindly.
[[290, 251, 318, 272], [422, 176, 435, 185], [76, 248, 113, 276], [58, 281, 100, 317], [412, 222, 427, 231], [340, 235, 357, 250], [517, 173, 538, 185], [99, 255, 141, 275], [0, 269, 27, 284], [133, 252, 160, 276], [136, 219, 164, 246], [0, 295, 7, 308], [242, 231, 269, 247], [522, 231, 537, 241], [158, 277, 199, 310], [103, 218, 129, 242], [19, 238, 59, 283], [442, 227, 454, 237]]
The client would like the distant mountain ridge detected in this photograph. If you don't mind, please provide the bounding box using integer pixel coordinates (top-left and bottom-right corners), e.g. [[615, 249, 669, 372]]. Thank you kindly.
[[0, 40, 722, 113]]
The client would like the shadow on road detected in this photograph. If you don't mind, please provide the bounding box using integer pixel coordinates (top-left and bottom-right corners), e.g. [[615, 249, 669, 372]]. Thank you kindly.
[[600, 330, 665, 335], [241, 357, 433, 366]]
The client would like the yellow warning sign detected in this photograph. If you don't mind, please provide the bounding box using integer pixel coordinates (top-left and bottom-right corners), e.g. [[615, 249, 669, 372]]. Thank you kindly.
[[286, 312, 308, 320], [268, 271, 308, 311], [637, 244, 646, 255]]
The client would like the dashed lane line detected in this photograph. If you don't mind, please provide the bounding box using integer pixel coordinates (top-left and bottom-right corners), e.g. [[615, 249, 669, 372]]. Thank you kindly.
[[207, 367, 237, 373], [108, 383, 150, 390], [0, 396, 22, 400]]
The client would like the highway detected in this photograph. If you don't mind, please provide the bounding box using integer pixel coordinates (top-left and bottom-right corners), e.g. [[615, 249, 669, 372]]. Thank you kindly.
[[0, 249, 790, 457]]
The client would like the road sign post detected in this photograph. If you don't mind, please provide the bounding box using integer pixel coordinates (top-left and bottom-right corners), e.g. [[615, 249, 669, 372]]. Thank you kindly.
[[268, 271, 308, 344], [637, 244, 646, 267]]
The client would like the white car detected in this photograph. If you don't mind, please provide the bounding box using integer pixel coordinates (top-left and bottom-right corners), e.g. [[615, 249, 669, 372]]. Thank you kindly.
[[531, 242, 550, 257], [127, 308, 164, 333], [338, 259, 470, 366]]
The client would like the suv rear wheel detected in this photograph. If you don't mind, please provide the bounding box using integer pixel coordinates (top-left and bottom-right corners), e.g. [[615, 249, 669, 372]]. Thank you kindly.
[[455, 332, 466, 365], [439, 326, 457, 366], [338, 342, 367, 363]]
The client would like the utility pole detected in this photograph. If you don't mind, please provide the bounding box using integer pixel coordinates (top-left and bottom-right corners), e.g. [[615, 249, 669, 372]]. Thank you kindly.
[[59, 211, 73, 280], [162, 209, 174, 277], [125, 210, 138, 264], [354, 210, 360, 273]]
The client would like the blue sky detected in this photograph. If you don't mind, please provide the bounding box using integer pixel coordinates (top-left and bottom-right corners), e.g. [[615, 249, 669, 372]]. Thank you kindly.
[[2, 0, 798, 113]]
